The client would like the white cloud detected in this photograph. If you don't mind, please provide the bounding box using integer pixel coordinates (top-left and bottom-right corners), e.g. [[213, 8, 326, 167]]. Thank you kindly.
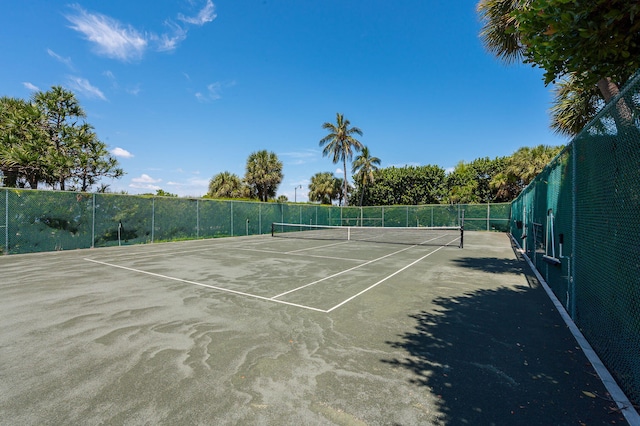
[[195, 83, 222, 102], [110, 147, 134, 158], [178, 0, 217, 26], [22, 82, 39, 91], [195, 81, 236, 102], [165, 176, 209, 197], [47, 49, 74, 69], [66, 76, 107, 100], [280, 150, 319, 165], [65, 5, 147, 61], [126, 84, 141, 96], [154, 21, 188, 52], [65, 3, 215, 60], [132, 174, 161, 184]]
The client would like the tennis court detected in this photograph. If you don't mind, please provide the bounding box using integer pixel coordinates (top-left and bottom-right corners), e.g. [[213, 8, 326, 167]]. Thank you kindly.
[[0, 231, 628, 425]]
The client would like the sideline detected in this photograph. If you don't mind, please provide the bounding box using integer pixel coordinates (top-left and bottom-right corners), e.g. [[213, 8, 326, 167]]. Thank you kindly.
[[510, 235, 640, 425]]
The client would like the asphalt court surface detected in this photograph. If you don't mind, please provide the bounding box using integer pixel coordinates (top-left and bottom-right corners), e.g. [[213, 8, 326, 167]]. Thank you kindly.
[[82, 234, 458, 312], [0, 231, 630, 425]]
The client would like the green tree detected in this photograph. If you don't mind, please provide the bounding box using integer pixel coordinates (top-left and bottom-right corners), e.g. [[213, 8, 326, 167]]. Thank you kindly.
[[1, 88, 122, 191], [308, 172, 336, 205], [365, 165, 447, 206], [244, 150, 284, 202], [207, 171, 246, 198], [155, 189, 178, 197], [33, 86, 86, 190], [351, 146, 381, 206], [0, 97, 49, 188], [319, 113, 363, 206], [447, 157, 508, 203], [477, 0, 640, 135], [513, 1, 640, 98], [70, 123, 124, 192], [490, 145, 563, 200]]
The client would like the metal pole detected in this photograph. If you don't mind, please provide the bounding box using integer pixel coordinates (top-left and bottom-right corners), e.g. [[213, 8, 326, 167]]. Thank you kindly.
[[230, 201, 234, 237], [570, 142, 577, 319], [151, 197, 155, 243], [4, 190, 9, 254], [259, 204, 262, 234], [91, 194, 96, 248], [487, 203, 490, 231], [196, 199, 200, 238]]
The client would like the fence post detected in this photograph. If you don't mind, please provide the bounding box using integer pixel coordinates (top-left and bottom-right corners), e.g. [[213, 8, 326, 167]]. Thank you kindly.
[[151, 197, 156, 243], [92, 194, 96, 248], [570, 142, 577, 319], [230, 201, 234, 237], [196, 199, 200, 238], [487, 203, 490, 231], [4, 190, 8, 254]]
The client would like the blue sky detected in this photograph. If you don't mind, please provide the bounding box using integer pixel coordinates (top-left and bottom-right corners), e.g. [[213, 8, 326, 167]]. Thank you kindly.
[[1, 1, 567, 200]]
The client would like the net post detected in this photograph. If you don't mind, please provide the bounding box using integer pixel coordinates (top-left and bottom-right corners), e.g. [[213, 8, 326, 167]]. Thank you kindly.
[[460, 209, 465, 248], [271, 222, 275, 237]]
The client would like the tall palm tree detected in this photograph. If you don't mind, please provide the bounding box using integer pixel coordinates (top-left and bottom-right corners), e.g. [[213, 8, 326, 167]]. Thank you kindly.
[[351, 146, 381, 206], [244, 150, 284, 202], [308, 172, 335, 205], [207, 171, 246, 198], [319, 113, 363, 206]]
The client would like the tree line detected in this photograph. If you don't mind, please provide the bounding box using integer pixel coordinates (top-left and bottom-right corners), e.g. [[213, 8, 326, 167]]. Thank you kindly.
[[304, 144, 562, 206], [0, 87, 123, 192]]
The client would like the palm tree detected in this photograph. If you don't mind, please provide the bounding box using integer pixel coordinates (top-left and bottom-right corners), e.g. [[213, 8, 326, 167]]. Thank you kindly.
[[351, 146, 381, 206], [308, 172, 335, 205], [207, 171, 246, 198], [549, 75, 603, 137], [244, 150, 284, 202], [319, 113, 363, 206], [476, 0, 526, 65]]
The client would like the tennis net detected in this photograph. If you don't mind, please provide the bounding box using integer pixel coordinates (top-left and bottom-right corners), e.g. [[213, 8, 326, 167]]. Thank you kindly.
[[271, 223, 463, 247]]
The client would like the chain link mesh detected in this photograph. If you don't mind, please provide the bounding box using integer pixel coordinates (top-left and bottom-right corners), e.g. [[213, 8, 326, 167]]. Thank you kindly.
[[0, 190, 508, 255], [510, 71, 640, 405]]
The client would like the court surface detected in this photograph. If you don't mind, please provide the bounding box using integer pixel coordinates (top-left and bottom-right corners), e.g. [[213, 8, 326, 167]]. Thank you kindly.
[[0, 232, 628, 425]]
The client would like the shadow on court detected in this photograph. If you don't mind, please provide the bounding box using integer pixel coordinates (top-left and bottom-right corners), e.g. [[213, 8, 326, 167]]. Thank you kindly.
[[383, 259, 628, 425]]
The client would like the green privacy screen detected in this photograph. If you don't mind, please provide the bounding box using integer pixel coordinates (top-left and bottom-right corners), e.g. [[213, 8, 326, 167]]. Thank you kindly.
[[0, 191, 508, 255], [510, 71, 640, 406]]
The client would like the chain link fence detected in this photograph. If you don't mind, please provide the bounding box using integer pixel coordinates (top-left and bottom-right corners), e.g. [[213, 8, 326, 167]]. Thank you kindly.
[[0, 189, 509, 255], [510, 71, 640, 405]]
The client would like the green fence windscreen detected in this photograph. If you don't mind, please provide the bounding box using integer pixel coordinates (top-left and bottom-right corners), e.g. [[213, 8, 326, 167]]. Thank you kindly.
[[0, 191, 508, 255], [510, 71, 640, 406]]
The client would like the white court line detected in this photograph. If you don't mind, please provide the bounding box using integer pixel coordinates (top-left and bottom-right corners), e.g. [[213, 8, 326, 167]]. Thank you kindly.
[[270, 240, 431, 300], [325, 244, 448, 312], [229, 247, 366, 262], [83, 258, 327, 313], [285, 240, 350, 254]]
